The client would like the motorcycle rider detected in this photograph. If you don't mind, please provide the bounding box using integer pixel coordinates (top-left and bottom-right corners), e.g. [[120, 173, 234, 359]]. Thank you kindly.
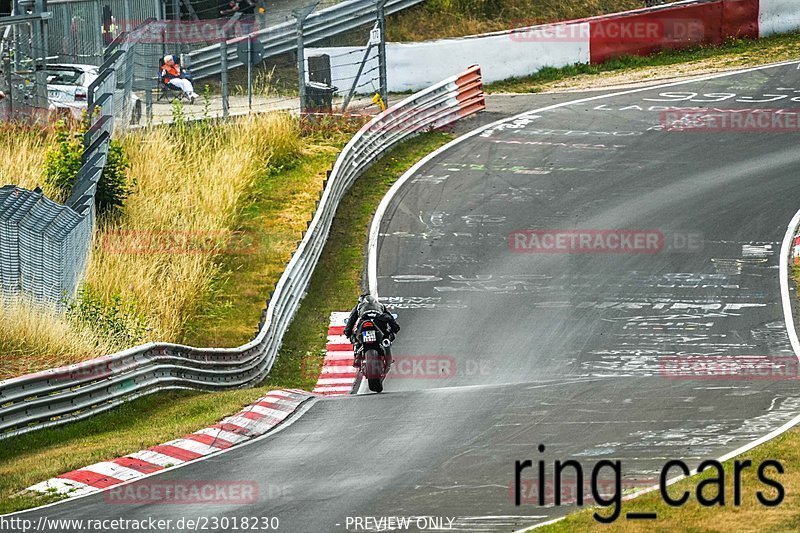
[[343, 293, 400, 368]]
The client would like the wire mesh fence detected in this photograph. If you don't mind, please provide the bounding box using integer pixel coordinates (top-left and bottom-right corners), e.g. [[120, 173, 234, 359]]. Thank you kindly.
[[120, 4, 389, 124]]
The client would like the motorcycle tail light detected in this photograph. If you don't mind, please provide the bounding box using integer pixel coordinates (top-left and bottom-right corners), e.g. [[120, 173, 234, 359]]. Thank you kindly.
[[362, 321, 374, 328]]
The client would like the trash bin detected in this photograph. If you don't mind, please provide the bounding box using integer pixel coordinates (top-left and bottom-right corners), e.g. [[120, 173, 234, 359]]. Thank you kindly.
[[304, 82, 337, 113]]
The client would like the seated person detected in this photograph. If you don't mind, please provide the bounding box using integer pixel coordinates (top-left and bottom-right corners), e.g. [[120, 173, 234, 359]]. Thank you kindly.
[[161, 55, 198, 100], [220, 0, 256, 16]]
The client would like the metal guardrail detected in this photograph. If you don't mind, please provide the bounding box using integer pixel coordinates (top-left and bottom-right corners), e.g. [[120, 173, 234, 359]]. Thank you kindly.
[[187, 0, 424, 80], [0, 65, 486, 440]]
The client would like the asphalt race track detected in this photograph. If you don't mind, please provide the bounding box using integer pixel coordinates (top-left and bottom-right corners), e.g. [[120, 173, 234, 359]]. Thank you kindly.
[[14, 62, 800, 532]]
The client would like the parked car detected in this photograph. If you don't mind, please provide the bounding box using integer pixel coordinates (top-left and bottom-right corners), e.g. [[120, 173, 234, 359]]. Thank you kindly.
[[45, 63, 142, 125]]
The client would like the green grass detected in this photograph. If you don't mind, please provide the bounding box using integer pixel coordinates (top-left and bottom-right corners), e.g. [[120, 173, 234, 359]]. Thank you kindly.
[[387, 0, 676, 42], [0, 388, 268, 514], [180, 135, 349, 347], [487, 31, 800, 93], [265, 132, 454, 390], [0, 131, 453, 514]]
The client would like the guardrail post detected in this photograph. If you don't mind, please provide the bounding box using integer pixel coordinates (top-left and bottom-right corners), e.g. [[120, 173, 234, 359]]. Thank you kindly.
[[3, 54, 12, 118], [376, 0, 388, 108], [31, 0, 48, 112], [294, 2, 318, 113], [218, 13, 241, 119], [121, 41, 135, 130], [220, 40, 229, 118], [145, 87, 153, 123]]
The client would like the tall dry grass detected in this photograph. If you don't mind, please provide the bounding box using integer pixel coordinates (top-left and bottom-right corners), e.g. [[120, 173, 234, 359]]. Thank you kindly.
[[85, 112, 300, 342], [0, 124, 51, 193], [0, 298, 118, 380]]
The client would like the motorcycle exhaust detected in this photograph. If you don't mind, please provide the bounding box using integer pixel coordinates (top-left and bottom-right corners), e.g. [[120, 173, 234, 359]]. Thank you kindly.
[[381, 338, 392, 348]]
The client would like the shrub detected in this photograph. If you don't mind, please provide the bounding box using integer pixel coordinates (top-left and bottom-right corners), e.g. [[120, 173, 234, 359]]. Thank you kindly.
[[66, 287, 150, 348], [97, 141, 133, 214], [41, 124, 83, 198], [42, 120, 133, 216]]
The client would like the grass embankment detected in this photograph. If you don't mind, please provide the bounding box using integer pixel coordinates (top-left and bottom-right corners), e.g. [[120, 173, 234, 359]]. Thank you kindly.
[[0, 132, 453, 513], [540, 426, 800, 532], [89, 113, 300, 343], [387, 0, 679, 42], [180, 130, 348, 347], [0, 113, 301, 379], [487, 30, 800, 94]]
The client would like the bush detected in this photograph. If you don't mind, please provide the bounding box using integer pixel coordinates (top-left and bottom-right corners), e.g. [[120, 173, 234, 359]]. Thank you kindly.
[[97, 141, 133, 214], [42, 124, 82, 197], [43, 120, 133, 216], [66, 287, 150, 348]]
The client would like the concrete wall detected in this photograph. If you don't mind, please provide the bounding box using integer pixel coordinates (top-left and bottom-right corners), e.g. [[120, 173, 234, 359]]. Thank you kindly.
[[310, 0, 800, 94]]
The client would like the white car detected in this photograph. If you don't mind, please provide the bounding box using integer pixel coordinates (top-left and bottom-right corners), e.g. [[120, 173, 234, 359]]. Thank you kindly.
[[46, 63, 142, 125]]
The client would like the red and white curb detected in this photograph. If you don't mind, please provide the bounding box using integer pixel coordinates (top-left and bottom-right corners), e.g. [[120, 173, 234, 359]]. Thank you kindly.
[[26, 389, 313, 498], [312, 311, 358, 396]]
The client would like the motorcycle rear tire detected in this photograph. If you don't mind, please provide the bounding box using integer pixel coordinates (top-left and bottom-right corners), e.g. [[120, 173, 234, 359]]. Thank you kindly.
[[364, 349, 384, 393], [367, 378, 383, 393]]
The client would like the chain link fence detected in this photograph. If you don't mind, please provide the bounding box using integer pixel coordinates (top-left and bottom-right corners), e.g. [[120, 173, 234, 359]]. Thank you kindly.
[[117, 3, 391, 124]]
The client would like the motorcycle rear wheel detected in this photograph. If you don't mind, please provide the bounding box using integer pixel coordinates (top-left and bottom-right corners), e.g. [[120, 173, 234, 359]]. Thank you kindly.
[[364, 349, 384, 393]]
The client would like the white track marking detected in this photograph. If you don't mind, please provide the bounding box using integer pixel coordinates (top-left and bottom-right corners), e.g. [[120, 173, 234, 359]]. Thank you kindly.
[[192, 427, 249, 444], [367, 58, 800, 296], [79, 462, 144, 482], [27, 478, 92, 497]]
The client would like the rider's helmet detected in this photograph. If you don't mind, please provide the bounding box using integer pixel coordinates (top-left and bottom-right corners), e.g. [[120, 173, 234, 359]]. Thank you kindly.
[[358, 294, 382, 315]]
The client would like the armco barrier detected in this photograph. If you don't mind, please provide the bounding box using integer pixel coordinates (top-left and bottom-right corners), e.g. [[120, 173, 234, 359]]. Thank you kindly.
[[0, 66, 485, 441], [188, 0, 425, 80]]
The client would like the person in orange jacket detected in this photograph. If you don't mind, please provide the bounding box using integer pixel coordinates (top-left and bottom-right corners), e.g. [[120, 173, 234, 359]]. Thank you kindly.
[[161, 55, 198, 101]]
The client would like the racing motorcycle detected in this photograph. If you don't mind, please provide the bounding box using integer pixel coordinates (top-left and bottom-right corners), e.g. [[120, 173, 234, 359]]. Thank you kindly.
[[355, 315, 394, 393]]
